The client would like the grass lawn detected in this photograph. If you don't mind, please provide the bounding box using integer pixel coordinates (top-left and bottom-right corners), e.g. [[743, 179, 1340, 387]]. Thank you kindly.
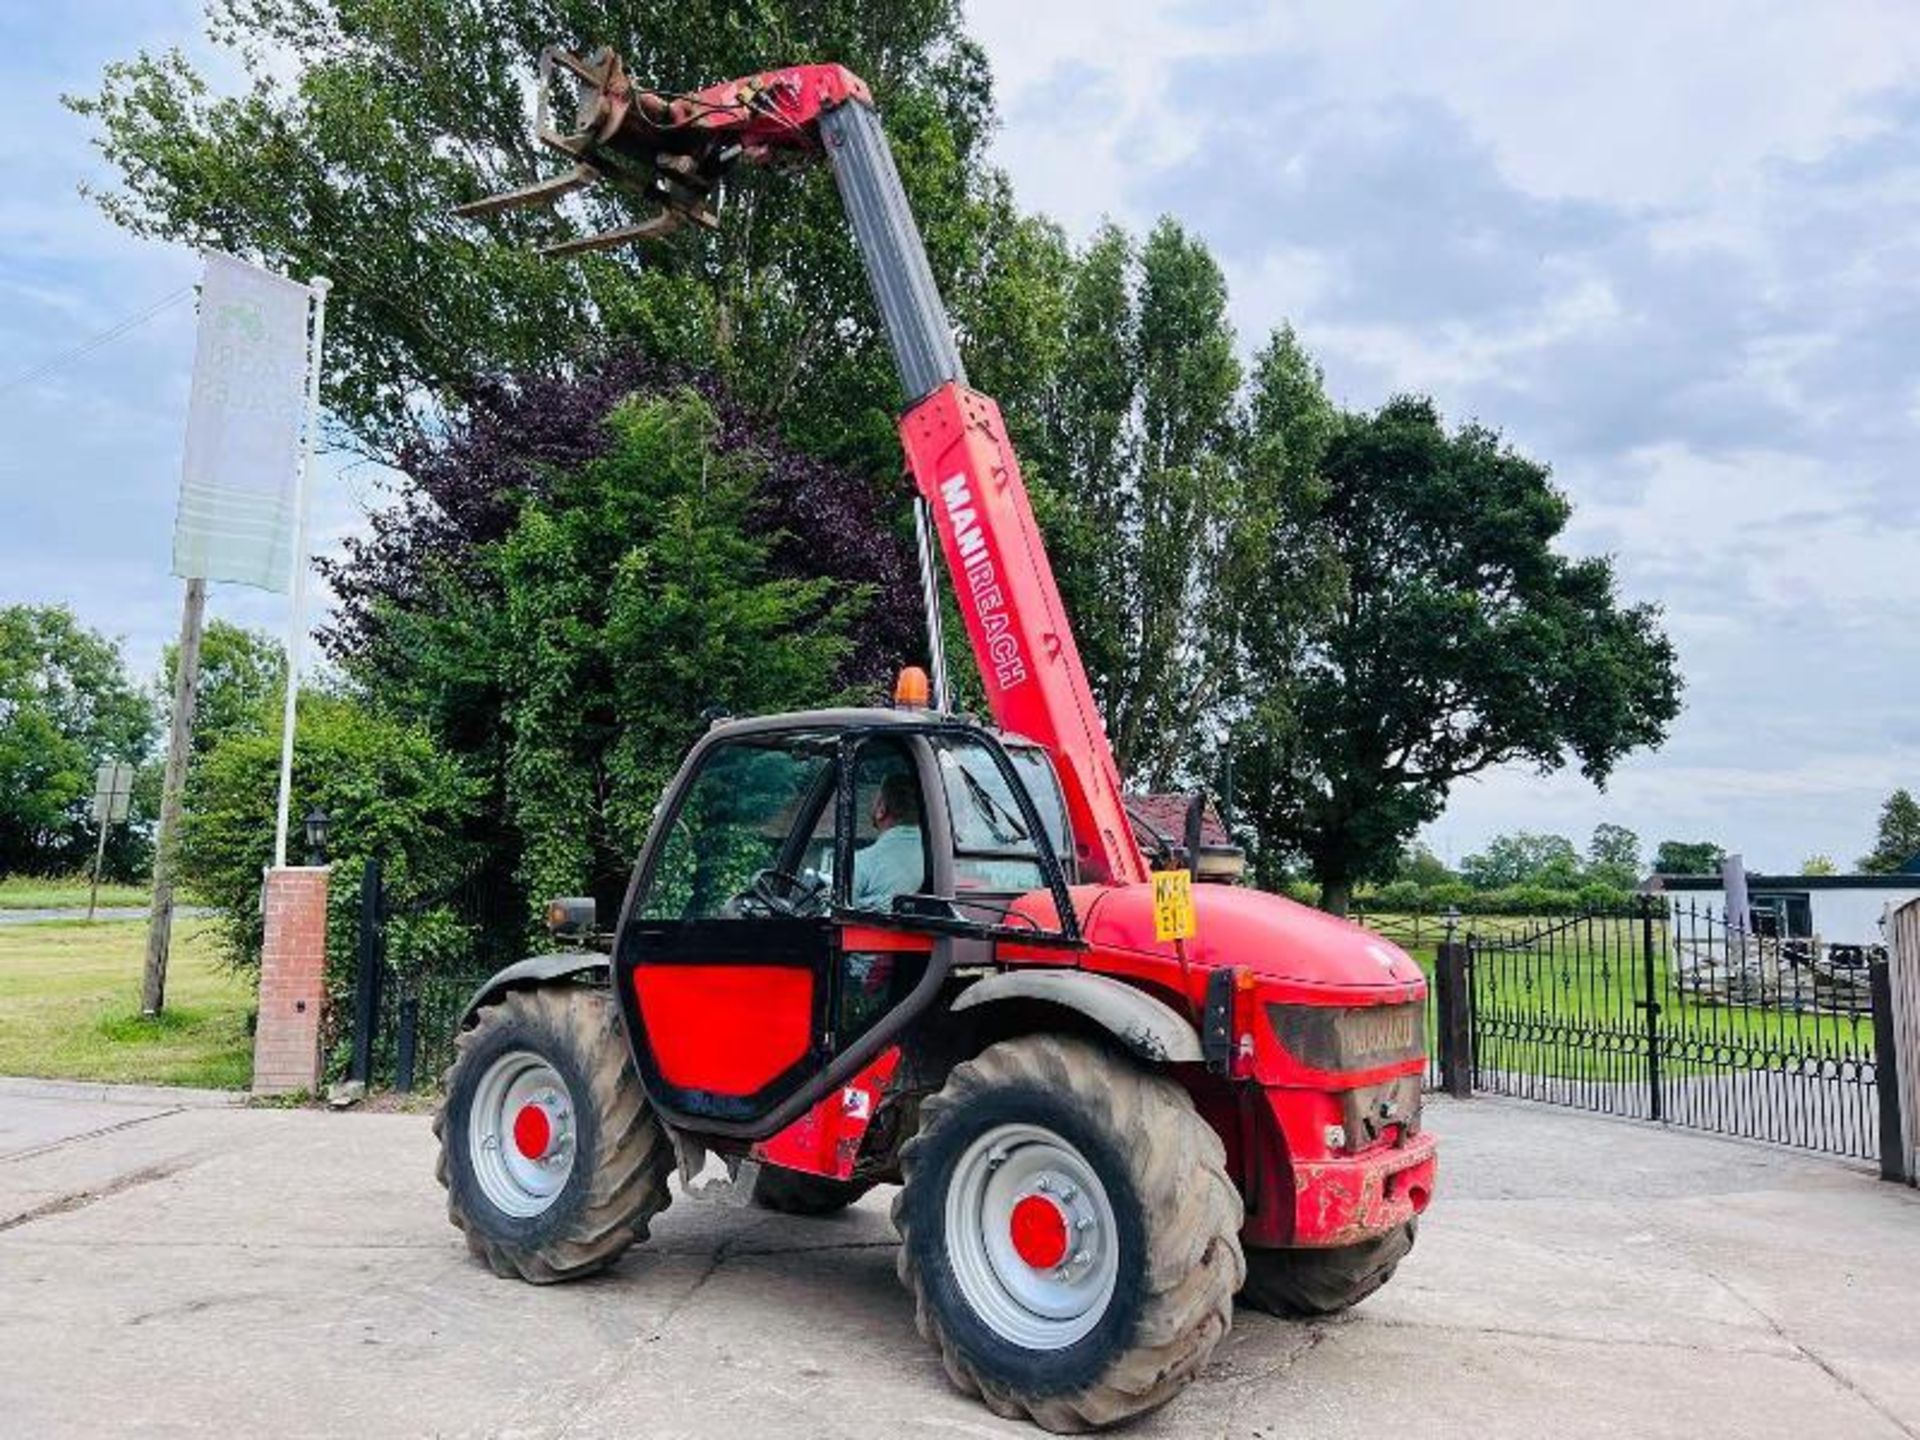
[[0, 873, 157, 910], [0, 918, 253, 1089]]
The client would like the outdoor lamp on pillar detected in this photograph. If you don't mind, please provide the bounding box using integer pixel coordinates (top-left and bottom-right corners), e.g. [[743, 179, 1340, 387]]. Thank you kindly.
[[304, 806, 331, 866]]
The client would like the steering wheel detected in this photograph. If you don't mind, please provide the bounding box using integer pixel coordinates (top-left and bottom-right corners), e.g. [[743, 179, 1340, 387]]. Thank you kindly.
[[743, 867, 830, 918]]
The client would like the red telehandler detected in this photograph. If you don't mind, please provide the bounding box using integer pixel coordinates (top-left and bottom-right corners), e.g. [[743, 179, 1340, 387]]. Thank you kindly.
[[438, 48, 1437, 1431]]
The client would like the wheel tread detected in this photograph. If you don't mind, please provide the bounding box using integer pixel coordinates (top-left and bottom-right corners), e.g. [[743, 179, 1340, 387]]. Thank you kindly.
[[435, 986, 674, 1285], [894, 1034, 1243, 1432], [1238, 1220, 1416, 1317]]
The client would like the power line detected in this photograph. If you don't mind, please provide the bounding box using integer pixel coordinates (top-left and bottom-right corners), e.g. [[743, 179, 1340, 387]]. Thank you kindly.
[[0, 284, 195, 401]]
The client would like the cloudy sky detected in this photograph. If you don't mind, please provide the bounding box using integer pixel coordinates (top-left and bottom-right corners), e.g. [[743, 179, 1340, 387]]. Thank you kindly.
[[3, 2, 1916, 873], [967, 0, 1920, 872]]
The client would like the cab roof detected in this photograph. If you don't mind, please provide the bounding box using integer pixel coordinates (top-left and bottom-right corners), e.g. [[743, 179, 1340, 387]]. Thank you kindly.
[[703, 706, 1038, 749]]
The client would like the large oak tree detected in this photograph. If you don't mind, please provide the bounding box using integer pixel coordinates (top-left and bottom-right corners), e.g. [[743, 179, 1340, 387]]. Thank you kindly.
[[1235, 397, 1682, 912]]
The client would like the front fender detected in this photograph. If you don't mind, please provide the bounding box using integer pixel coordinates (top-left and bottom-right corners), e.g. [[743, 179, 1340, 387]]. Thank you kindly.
[[951, 968, 1202, 1064], [457, 953, 609, 1030]]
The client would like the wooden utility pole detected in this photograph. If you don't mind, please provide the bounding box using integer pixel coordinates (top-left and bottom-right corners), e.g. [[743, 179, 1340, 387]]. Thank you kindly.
[[143, 577, 206, 1016]]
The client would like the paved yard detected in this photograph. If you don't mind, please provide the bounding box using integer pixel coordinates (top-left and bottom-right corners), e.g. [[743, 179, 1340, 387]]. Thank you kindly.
[[1, 1079, 1915, 1438]]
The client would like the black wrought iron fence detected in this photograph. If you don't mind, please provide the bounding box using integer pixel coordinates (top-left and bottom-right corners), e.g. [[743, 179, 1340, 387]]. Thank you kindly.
[[1460, 899, 1887, 1163], [387, 968, 495, 1089], [346, 857, 517, 1093], [1467, 907, 1660, 1121], [1655, 901, 1883, 1158]]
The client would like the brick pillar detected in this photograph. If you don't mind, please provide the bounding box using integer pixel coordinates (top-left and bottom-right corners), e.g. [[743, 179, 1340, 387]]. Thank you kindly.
[[253, 865, 331, 1096]]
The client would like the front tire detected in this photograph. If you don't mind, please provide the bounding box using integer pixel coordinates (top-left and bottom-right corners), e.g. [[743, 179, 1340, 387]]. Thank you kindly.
[[435, 986, 673, 1283], [894, 1035, 1244, 1432], [1238, 1220, 1416, 1317]]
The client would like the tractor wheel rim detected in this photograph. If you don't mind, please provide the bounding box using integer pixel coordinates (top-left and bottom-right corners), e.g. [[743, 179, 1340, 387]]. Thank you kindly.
[[468, 1051, 576, 1218], [944, 1121, 1119, 1350]]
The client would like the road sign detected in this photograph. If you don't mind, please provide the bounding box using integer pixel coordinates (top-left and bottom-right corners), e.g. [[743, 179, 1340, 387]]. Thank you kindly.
[[88, 760, 137, 922], [92, 761, 135, 824]]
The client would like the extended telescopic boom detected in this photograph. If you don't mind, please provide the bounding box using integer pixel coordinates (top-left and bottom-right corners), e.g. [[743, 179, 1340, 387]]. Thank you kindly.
[[458, 52, 1147, 885]]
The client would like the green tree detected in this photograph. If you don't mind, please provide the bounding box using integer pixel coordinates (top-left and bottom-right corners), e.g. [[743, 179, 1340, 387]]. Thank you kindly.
[[1460, 832, 1581, 890], [1228, 326, 1345, 887], [1586, 822, 1642, 888], [1032, 231, 1337, 812], [1859, 788, 1920, 873], [162, 620, 284, 758], [70, 0, 1010, 470], [1800, 854, 1838, 876], [363, 389, 863, 919], [1394, 842, 1455, 888], [0, 605, 157, 876], [180, 688, 478, 975], [502, 394, 863, 906], [1654, 839, 1724, 875], [1033, 220, 1251, 786], [1261, 398, 1681, 912]]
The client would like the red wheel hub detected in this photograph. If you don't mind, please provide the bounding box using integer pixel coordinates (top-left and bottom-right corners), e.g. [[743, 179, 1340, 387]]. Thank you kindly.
[[1008, 1193, 1070, 1269], [512, 1102, 554, 1160]]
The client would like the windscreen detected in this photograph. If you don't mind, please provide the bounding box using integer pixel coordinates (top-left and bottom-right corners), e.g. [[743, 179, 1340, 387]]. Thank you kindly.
[[930, 735, 1071, 894]]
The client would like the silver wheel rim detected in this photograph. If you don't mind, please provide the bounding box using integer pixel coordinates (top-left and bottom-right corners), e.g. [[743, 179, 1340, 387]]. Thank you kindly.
[[468, 1051, 576, 1218], [944, 1121, 1120, 1350]]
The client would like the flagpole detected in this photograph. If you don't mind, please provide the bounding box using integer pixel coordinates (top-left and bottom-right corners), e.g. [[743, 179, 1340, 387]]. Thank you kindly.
[[273, 275, 331, 869]]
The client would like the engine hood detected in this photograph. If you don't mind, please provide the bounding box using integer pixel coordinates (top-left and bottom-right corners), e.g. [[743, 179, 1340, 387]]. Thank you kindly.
[[1076, 882, 1425, 992]]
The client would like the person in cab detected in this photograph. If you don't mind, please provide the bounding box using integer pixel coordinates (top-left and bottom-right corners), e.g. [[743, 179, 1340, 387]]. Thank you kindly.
[[852, 771, 925, 911]]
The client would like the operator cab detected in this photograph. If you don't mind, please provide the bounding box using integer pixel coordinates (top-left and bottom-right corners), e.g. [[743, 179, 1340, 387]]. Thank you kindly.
[[609, 707, 1079, 1139]]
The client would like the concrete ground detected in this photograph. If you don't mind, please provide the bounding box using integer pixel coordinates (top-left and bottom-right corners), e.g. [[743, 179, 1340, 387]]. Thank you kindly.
[[2, 1081, 1916, 1439]]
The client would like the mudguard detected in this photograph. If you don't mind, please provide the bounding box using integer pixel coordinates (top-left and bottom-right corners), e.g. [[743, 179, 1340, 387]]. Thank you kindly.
[[950, 968, 1203, 1064], [456, 953, 609, 1029]]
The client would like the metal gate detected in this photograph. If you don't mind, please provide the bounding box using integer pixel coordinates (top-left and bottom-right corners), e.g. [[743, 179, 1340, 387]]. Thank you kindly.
[[1447, 900, 1897, 1166], [346, 858, 507, 1093]]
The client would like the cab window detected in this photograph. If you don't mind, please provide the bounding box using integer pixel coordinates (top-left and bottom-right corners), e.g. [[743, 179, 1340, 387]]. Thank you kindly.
[[639, 735, 835, 921], [831, 739, 932, 1045], [844, 738, 929, 913], [930, 734, 1067, 895]]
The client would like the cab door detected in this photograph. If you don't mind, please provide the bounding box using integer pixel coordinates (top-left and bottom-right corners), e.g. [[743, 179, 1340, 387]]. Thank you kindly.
[[614, 730, 843, 1131], [614, 723, 1079, 1140]]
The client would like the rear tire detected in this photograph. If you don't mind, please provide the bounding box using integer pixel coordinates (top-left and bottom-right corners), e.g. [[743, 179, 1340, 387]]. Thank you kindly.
[[1237, 1220, 1416, 1317], [894, 1034, 1244, 1432], [435, 986, 673, 1283], [736, 1161, 875, 1216]]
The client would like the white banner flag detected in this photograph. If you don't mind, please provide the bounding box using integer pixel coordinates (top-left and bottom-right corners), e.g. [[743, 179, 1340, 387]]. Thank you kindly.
[[172, 252, 314, 591]]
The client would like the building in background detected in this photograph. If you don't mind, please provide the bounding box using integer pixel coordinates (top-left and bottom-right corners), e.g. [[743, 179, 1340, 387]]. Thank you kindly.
[[1125, 794, 1244, 883], [1654, 861, 1920, 946], [1649, 859, 1919, 1013]]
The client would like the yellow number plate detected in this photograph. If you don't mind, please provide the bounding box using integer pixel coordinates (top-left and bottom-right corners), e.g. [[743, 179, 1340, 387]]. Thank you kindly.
[[1151, 869, 1197, 942]]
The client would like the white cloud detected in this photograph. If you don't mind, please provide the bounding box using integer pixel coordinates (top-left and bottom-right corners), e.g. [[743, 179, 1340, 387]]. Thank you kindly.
[[970, 1, 1920, 209], [970, 0, 1920, 865]]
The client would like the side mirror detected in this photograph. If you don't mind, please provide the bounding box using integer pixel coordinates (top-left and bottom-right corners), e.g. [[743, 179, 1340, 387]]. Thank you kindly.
[[1183, 792, 1206, 884], [545, 896, 596, 941]]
